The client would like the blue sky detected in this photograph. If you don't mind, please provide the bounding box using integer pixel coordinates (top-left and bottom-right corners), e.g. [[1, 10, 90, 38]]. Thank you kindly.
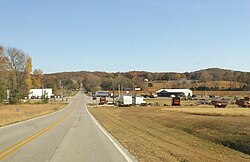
[[1, 0, 249, 73]]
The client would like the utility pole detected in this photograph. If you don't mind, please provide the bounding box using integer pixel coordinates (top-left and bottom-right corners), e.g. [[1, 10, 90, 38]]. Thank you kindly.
[[121, 83, 123, 96], [112, 80, 115, 104], [41, 77, 44, 102], [133, 82, 136, 105], [133, 82, 135, 96], [118, 83, 121, 98]]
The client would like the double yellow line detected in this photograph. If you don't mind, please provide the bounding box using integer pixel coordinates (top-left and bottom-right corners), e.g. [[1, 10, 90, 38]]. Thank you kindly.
[[0, 110, 72, 160]]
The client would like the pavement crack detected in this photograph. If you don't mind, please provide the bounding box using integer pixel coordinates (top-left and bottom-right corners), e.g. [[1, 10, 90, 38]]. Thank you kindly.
[[48, 117, 77, 162]]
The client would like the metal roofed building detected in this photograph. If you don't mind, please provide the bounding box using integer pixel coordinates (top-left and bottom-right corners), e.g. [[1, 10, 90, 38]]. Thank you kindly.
[[156, 89, 193, 98], [95, 91, 110, 97]]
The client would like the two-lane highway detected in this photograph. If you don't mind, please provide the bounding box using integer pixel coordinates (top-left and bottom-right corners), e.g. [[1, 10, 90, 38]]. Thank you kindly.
[[0, 93, 136, 162]]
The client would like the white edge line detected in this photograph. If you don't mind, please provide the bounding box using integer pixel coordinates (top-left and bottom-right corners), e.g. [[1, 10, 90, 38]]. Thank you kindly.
[[0, 101, 73, 130], [85, 104, 134, 162]]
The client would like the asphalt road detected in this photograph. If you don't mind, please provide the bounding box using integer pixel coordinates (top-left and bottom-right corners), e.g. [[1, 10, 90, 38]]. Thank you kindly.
[[0, 93, 136, 162]]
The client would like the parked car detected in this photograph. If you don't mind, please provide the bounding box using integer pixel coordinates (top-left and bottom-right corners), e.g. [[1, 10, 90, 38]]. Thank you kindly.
[[236, 97, 250, 108], [211, 100, 228, 108]]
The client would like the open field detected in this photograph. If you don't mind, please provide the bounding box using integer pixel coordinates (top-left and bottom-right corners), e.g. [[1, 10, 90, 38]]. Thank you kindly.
[[162, 107, 250, 117], [0, 103, 67, 127], [141, 80, 245, 92], [145, 98, 196, 106], [89, 106, 250, 162], [193, 91, 250, 97], [144, 97, 249, 107]]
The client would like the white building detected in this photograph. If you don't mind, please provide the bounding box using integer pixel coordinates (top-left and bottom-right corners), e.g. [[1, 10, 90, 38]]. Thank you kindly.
[[156, 89, 193, 97], [29, 89, 53, 99]]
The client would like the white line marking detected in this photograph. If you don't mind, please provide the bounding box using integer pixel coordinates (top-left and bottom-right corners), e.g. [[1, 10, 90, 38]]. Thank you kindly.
[[70, 115, 89, 117], [85, 104, 134, 162]]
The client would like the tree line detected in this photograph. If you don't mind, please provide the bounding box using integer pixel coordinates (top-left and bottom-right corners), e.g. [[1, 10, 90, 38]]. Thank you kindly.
[[0, 45, 43, 104], [46, 68, 250, 93]]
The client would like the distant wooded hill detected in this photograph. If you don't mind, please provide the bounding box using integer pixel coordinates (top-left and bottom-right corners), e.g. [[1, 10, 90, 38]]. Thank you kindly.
[[44, 68, 250, 94]]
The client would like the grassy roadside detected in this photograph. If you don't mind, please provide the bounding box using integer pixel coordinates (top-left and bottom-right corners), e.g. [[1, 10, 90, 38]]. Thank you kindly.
[[89, 106, 250, 162], [162, 107, 250, 117], [0, 103, 67, 127]]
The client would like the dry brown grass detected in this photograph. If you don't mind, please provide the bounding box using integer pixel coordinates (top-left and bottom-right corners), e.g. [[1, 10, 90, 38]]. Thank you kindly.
[[142, 80, 244, 89], [0, 103, 67, 127], [193, 90, 250, 97], [162, 107, 250, 117], [89, 106, 250, 162], [145, 98, 197, 106]]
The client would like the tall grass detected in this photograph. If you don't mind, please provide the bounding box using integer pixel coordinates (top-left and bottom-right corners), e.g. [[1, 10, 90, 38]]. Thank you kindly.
[[0, 103, 66, 127]]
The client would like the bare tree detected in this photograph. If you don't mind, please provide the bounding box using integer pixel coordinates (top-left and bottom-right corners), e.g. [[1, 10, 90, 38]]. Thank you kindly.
[[82, 73, 101, 93], [32, 69, 43, 88], [6, 47, 27, 104], [200, 71, 212, 91]]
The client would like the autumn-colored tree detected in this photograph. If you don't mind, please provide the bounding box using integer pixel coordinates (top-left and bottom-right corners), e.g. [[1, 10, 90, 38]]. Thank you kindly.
[[127, 71, 138, 79], [32, 69, 43, 88], [82, 73, 101, 93], [173, 73, 182, 80], [0, 46, 5, 79], [100, 78, 112, 90], [115, 74, 133, 90], [212, 69, 223, 89], [0, 46, 9, 78], [25, 57, 32, 96], [43, 76, 60, 95], [0, 46, 8, 102]]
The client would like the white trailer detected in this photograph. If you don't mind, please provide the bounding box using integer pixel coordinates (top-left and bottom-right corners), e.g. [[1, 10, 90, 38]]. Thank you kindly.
[[118, 95, 133, 106], [133, 96, 146, 105]]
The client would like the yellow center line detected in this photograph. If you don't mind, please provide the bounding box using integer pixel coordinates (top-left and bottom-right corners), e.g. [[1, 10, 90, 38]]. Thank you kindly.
[[0, 108, 75, 160], [0, 122, 57, 155]]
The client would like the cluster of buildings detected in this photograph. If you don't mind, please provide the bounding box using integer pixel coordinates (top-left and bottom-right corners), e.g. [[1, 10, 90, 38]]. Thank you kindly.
[[94, 89, 193, 106], [5, 88, 193, 102]]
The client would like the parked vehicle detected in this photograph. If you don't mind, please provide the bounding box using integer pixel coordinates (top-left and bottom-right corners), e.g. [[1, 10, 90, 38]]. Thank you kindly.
[[99, 96, 107, 105], [118, 95, 133, 107], [132, 96, 146, 105], [236, 97, 250, 108], [211, 100, 228, 108], [172, 97, 181, 106]]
